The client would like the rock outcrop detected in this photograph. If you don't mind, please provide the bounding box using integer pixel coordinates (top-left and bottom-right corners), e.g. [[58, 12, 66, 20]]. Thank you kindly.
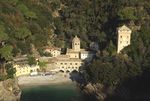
[[82, 83, 113, 101], [0, 79, 21, 101]]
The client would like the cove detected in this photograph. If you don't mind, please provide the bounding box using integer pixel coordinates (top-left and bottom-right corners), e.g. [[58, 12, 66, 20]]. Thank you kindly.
[[20, 83, 83, 101]]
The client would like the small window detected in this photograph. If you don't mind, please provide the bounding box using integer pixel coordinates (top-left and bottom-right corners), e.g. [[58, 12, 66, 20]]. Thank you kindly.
[[65, 63, 67, 65], [120, 36, 122, 38], [127, 36, 129, 38], [75, 63, 78, 65], [70, 63, 72, 65], [61, 63, 63, 65], [120, 41, 122, 44], [127, 41, 128, 44]]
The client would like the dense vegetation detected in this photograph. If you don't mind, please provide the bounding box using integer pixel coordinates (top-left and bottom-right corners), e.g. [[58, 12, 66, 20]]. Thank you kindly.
[[0, 0, 149, 100]]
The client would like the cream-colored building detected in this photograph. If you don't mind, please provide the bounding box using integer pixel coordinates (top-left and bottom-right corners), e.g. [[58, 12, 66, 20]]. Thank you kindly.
[[117, 25, 132, 53], [13, 57, 39, 77], [44, 47, 61, 57], [14, 64, 39, 77]]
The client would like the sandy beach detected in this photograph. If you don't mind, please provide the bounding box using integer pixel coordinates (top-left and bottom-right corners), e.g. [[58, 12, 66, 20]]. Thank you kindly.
[[18, 74, 73, 87]]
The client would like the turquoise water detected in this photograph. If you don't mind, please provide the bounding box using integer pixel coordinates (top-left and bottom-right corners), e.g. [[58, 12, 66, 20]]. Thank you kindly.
[[20, 83, 83, 101]]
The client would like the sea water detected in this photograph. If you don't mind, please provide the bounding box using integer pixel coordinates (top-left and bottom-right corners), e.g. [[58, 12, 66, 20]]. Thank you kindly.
[[20, 83, 83, 101]]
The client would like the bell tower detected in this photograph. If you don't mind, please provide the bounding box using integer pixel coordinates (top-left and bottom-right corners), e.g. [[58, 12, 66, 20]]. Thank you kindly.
[[72, 35, 80, 51]]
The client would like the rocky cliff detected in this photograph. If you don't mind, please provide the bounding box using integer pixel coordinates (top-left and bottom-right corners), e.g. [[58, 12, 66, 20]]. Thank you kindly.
[[0, 79, 21, 101], [81, 83, 114, 101]]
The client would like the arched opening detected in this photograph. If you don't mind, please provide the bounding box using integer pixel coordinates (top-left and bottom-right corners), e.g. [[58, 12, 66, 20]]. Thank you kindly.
[[66, 70, 70, 73], [59, 70, 64, 73], [72, 70, 78, 73]]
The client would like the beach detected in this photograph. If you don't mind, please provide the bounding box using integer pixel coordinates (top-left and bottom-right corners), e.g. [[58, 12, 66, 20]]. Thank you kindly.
[[18, 73, 73, 87]]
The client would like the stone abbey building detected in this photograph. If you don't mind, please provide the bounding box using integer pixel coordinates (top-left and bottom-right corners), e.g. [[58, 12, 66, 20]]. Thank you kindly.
[[52, 35, 94, 73], [14, 25, 132, 76]]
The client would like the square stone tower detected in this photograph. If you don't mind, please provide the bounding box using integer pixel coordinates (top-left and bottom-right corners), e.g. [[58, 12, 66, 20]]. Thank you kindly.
[[117, 25, 132, 53]]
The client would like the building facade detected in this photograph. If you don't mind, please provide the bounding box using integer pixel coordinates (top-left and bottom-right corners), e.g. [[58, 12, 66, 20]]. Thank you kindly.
[[44, 47, 61, 57], [53, 55, 83, 73], [13, 57, 39, 77], [117, 25, 132, 53], [14, 64, 39, 77]]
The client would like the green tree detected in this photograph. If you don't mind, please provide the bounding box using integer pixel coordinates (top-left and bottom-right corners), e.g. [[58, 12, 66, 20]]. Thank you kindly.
[[0, 45, 13, 60], [0, 25, 8, 42], [17, 3, 37, 19], [27, 55, 37, 66], [15, 27, 32, 40], [3, 0, 19, 5], [5, 63, 16, 79], [38, 61, 46, 68], [140, 26, 150, 46], [54, 38, 64, 48], [106, 40, 116, 56], [0, 45, 13, 78], [38, 61, 46, 72], [118, 7, 137, 20], [17, 4, 29, 14], [25, 11, 37, 19]]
